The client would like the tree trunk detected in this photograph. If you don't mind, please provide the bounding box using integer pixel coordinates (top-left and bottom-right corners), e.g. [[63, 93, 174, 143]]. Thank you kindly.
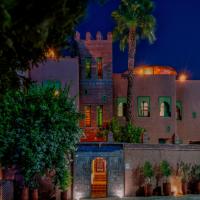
[[126, 27, 136, 122]]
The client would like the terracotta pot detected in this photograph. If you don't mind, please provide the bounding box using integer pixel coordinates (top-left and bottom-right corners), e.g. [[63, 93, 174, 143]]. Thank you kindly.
[[182, 181, 188, 195], [21, 187, 29, 200], [196, 181, 200, 194], [31, 189, 38, 200], [144, 184, 153, 196], [163, 182, 171, 196], [61, 191, 68, 200]]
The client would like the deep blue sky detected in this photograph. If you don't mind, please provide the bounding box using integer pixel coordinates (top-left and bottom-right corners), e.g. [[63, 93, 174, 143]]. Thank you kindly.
[[77, 0, 200, 79]]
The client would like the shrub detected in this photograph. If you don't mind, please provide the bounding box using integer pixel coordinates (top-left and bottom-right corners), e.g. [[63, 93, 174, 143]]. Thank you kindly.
[[143, 161, 154, 184], [160, 160, 171, 183]]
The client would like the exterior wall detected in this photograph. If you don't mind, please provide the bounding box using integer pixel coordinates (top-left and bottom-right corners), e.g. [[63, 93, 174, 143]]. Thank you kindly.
[[73, 144, 124, 199], [124, 144, 200, 196], [176, 80, 200, 143], [76, 32, 113, 142], [113, 74, 177, 144], [29, 57, 80, 107]]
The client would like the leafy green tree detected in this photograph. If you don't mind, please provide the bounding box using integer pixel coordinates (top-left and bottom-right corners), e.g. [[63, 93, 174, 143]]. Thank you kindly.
[[0, 84, 82, 189], [112, 0, 156, 121], [160, 160, 171, 183], [143, 161, 154, 184]]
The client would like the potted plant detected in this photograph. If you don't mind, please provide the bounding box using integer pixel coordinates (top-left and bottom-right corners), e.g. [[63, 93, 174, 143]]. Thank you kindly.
[[178, 162, 191, 194], [21, 187, 29, 200], [142, 161, 154, 196], [160, 160, 171, 196], [59, 169, 72, 200], [190, 164, 200, 193]]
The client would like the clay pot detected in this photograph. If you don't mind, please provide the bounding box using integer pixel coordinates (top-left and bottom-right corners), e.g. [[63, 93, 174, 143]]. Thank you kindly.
[[182, 181, 188, 195], [21, 187, 29, 200], [31, 189, 38, 200], [163, 182, 171, 196], [144, 184, 153, 196], [61, 191, 68, 200], [196, 181, 200, 194]]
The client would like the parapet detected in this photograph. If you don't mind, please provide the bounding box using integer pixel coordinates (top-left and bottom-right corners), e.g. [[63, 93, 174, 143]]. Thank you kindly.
[[75, 31, 112, 41]]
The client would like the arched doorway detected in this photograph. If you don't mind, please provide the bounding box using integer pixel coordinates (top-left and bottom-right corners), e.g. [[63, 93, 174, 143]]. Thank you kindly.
[[91, 157, 107, 198]]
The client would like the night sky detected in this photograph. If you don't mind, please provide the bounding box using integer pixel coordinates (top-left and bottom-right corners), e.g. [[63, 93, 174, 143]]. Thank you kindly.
[[77, 0, 200, 79]]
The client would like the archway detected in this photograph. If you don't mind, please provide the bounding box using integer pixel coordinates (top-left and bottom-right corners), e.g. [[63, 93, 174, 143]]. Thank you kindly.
[[91, 157, 107, 198]]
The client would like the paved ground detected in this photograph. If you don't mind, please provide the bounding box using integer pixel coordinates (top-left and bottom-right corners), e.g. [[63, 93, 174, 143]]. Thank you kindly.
[[84, 195, 200, 200]]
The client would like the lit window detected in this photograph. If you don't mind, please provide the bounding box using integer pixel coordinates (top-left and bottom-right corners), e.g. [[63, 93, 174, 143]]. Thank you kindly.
[[84, 106, 91, 127], [97, 57, 103, 79], [97, 105, 103, 127], [85, 57, 92, 79], [138, 97, 150, 117], [117, 102, 127, 117], [159, 97, 171, 117]]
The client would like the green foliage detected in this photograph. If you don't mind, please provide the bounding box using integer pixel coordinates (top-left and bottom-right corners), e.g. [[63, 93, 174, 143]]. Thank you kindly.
[[101, 118, 144, 143], [121, 122, 144, 143], [190, 164, 200, 181], [142, 161, 154, 183], [112, 0, 156, 51], [178, 162, 191, 182], [160, 160, 171, 181], [0, 84, 82, 188]]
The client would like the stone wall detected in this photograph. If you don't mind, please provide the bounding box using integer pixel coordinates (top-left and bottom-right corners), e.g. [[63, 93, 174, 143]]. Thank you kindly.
[[124, 144, 200, 196], [73, 144, 124, 199]]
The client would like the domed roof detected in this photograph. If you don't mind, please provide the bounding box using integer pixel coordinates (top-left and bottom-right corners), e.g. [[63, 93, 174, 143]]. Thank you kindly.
[[133, 65, 177, 75]]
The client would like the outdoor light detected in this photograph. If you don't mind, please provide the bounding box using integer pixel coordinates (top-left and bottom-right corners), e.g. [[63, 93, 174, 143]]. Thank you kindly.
[[178, 73, 187, 82], [54, 90, 60, 96]]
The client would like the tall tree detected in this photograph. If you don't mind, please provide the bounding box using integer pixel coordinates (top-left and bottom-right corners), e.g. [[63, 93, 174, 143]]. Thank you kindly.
[[112, 0, 156, 122], [0, 0, 88, 94]]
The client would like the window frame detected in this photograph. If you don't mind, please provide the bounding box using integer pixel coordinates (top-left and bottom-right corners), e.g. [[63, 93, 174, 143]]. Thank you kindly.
[[137, 96, 151, 117], [97, 105, 103, 127], [96, 57, 103, 79], [176, 100, 182, 120], [85, 57, 92, 79], [84, 105, 91, 127], [159, 96, 172, 118]]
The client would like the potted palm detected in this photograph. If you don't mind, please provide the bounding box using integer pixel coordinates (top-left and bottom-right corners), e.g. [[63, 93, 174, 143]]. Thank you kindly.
[[178, 162, 191, 194], [160, 160, 171, 196], [142, 161, 154, 196]]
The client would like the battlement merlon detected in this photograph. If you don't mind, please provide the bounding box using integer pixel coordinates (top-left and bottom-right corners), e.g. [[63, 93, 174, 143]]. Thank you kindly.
[[75, 31, 112, 41]]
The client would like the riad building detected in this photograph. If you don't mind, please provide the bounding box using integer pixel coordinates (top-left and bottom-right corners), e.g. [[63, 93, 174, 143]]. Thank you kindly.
[[29, 32, 200, 198]]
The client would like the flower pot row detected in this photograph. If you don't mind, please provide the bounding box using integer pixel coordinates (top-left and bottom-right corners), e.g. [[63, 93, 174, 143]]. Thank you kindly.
[[21, 187, 68, 200]]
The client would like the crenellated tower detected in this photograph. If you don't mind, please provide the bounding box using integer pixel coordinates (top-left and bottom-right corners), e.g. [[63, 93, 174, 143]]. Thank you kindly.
[[75, 31, 113, 142]]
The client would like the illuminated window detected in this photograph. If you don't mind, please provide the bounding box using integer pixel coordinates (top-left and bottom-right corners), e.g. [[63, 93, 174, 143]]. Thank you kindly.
[[176, 101, 182, 120], [97, 105, 103, 127], [138, 97, 150, 117], [159, 97, 171, 117], [97, 57, 103, 79], [84, 106, 91, 127], [117, 102, 127, 117], [85, 57, 92, 79]]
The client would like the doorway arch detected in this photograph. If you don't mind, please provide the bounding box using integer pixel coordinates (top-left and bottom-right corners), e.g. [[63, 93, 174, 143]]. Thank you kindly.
[[91, 157, 107, 198]]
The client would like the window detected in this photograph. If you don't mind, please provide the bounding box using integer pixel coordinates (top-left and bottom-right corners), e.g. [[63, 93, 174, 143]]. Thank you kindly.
[[138, 96, 150, 117], [192, 112, 197, 119], [84, 106, 91, 127], [85, 57, 92, 79], [176, 101, 182, 120], [116, 97, 127, 117], [97, 57, 103, 79], [97, 105, 103, 127], [159, 97, 171, 117], [117, 102, 127, 117]]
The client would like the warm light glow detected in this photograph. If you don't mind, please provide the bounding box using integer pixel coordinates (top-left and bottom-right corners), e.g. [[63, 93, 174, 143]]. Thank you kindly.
[[115, 189, 124, 198], [170, 176, 183, 196], [178, 73, 188, 82], [46, 48, 57, 59], [54, 90, 60, 96]]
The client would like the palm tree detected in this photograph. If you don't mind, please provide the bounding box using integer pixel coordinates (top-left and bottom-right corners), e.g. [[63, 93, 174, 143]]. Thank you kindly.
[[112, 0, 156, 122]]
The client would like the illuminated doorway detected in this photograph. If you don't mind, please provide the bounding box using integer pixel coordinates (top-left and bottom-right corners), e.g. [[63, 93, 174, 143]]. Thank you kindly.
[[91, 157, 107, 198]]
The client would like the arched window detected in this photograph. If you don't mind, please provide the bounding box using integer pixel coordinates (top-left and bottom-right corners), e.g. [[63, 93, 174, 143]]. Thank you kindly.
[[176, 101, 182, 120], [117, 102, 127, 117], [138, 96, 150, 117], [159, 97, 171, 117]]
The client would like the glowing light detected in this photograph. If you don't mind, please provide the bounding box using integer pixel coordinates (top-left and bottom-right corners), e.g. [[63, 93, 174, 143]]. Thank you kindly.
[[46, 48, 57, 59], [170, 176, 183, 196], [54, 90, 60, 96], [115, 189, 124, 198], [178, 73, 188, 82]]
